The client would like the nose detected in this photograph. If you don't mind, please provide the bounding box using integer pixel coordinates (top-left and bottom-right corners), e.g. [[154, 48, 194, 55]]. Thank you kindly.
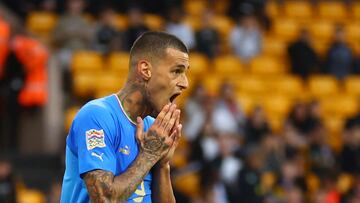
[[178, 75, 189, 90]]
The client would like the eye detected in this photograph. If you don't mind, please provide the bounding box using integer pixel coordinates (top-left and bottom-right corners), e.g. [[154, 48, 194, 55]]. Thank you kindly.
[[173, 69, 182, 75]]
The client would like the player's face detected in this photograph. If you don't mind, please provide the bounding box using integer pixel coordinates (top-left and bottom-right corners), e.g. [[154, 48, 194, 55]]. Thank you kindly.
[[147, 48, 189, 115]]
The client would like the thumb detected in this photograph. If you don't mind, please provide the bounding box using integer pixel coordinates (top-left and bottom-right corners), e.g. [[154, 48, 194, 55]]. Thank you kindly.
[[136, 117, 144, 142]]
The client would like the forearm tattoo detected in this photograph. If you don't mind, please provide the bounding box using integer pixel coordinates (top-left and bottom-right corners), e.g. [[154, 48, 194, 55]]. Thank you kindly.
[[84, 151, 158, 203]]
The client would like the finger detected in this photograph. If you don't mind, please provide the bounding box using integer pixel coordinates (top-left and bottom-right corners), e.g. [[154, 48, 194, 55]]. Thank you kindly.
[[160, 104, 176, 129], [173, 124, 182, 147], [136, 117, 144, 142], [154, 103, 171, 126], [164, 109, 180, 135]]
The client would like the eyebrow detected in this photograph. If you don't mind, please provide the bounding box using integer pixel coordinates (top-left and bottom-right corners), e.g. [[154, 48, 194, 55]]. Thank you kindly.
[[174, 64, 189, 70]]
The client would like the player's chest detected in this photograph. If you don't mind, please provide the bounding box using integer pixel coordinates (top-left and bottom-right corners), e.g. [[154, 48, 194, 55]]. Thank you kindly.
[[115, 127, 139, 172]]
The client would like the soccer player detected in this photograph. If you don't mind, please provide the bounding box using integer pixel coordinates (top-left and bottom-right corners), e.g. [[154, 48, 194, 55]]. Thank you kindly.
[[60, 31, 189, 203]]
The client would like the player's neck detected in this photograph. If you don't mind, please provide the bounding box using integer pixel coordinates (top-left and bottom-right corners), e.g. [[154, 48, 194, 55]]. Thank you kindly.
[[117, 79, 152, 122]]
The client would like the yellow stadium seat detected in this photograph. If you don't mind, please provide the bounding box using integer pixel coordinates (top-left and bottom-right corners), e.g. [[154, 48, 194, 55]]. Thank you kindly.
[[114, 14, 128, 30], [213, 55, 243, 77], [345, 76, 360, 96], [26, 12, 57, 37], [174, 172, 200, 198], [263, 94, 293, 118], [107, 52, 130, 73], [18, 189, 46, 203], [213, 0, 230, 15], [306, 173, 320, 193], [72, 72, 97, 98], [323, 116, 345, 135], [249, 55, 286, 75], [65, 106, 80, 131], [320, 95, 359, 118], [262, 36, 287, 57], [93, 72, 126, 95], [308, 20, 335, 42], [235, 75, 267, 95], [71, 51, 103, 73], [144, 14, 164, 30], [318, 2, 348, 23], [235, 92, 256, 115], [344, 23, 360, 42], [201, 74, 221, 95], [211, 15, 234, 40], [188, 52, 209, 76], [312, 39, 331, 57], [270, 75, 305, 98], [183, 15, 202, 31], [272, 18, 300, 42], [352, 2, 360, 20], [308, 75, 339, 98], [184, 0, 208, 17], [284, 1, 313, 20], [265, 1, 280, 18], [267, 114, 285, 133], [337, 173, 354, 194]]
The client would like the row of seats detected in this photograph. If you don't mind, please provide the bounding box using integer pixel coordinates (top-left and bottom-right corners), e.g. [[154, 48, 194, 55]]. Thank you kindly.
[[266, 1, 360, 22]]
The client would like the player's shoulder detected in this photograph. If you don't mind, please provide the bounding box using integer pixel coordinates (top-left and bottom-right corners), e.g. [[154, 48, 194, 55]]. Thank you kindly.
[[75, 95, 116, 121]]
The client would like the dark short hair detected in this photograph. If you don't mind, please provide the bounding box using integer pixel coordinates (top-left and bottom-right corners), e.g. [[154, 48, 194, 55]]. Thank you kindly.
[[129, 31, 188, 69]]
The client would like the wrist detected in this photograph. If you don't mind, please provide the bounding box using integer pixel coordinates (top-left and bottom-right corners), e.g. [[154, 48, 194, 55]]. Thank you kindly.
[[154, 162, 171, 171]]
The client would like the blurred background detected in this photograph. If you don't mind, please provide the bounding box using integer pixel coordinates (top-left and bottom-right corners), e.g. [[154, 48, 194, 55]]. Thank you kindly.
[[0, 0, 359, 202]]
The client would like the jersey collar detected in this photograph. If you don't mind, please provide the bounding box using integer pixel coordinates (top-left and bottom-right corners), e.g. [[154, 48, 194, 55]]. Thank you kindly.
[[114, 94, 137, 126]]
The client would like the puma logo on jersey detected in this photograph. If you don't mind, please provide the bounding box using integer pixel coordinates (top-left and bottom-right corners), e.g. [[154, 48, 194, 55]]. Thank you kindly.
[[91, 152, 104, 161]]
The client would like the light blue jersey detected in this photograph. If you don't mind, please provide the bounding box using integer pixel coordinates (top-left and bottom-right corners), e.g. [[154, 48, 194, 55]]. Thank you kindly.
[[61, 94, 155, 203]]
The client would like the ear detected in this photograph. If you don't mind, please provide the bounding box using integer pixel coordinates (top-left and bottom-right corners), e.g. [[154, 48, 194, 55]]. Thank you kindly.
[[137, 60, 152, 80]]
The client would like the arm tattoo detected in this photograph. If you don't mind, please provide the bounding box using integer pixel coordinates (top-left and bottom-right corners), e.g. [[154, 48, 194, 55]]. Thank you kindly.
[[83, 151, 159, 203]]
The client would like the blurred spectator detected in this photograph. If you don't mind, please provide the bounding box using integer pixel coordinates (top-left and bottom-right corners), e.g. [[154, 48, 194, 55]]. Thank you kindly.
[[0, 33, 25, 151], [0, 159, 16, 203], [190, 119, 219, 164], [244, 106, 270, 145], [287, 102, 313, 135], [165, 6, 195, 50], [92, 6, 123, 54], [307, 122, 336, 177], [211, 82, 246, 135], [123, 6, 149, 51], [284, 187, 303, 203], [235, 146, 265, 203], [183, 83, 208, 141], [324, 25, 353, 80], [288, 28, 319, 79], [196, 162, 229, 203], [353, 56, 360, 74], [195, 9, 220, 59], [229, 14, 262, 63], [261, 135, 285, 172], [340, 114, 360, 175], [52, 0, 93, 68]]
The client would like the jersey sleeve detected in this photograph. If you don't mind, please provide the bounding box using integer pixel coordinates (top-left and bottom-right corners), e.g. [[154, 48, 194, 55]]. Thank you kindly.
[[70, 103, 118, 177]]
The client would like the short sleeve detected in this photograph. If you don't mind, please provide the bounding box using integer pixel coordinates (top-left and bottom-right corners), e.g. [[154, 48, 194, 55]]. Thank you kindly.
[[71, 104, 118, 177]]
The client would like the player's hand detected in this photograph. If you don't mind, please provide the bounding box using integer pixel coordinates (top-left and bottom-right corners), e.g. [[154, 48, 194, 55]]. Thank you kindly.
[[135, 103, 180, 163], [158, 110, 182, 167]]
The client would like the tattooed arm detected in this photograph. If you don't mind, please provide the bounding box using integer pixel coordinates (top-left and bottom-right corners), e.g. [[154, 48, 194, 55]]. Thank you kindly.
[[83, 104, 178, 203], [83, 151, 158, 203]]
